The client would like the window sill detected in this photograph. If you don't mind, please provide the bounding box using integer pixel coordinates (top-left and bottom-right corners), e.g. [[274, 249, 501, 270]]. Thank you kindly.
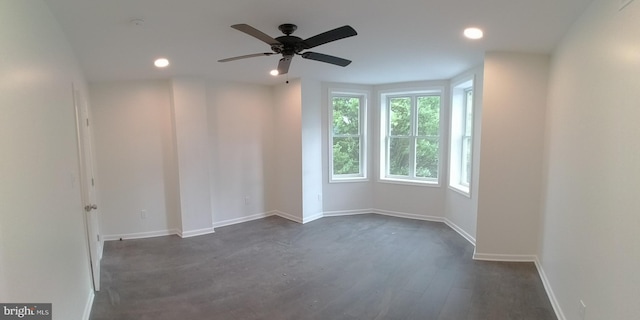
[[379, 177, 440, 187], [448, 184, 471, 198], [330, 176, 369, 184]]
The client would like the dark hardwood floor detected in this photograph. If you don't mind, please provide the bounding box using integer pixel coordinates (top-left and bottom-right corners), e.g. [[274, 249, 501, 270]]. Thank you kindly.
[[89, 214, 556, 320]]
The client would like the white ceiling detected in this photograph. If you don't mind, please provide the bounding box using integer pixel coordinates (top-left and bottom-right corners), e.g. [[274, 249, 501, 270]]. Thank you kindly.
[[45, 0, 592, 85]]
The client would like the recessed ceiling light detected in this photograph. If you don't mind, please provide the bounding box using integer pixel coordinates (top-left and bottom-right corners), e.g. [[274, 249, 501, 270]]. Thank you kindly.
[[464, 27, 484, 40], [154, 58, 169, 68], [270, 69, 279, 76]]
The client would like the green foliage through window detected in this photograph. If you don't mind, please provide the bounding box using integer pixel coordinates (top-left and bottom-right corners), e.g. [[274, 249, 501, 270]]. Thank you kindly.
[[386, 93, 440, 181], [332, 95, 363, 177]]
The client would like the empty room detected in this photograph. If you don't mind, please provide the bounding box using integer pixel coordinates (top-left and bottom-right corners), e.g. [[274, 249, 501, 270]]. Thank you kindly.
[[1, 0, 638, 319]]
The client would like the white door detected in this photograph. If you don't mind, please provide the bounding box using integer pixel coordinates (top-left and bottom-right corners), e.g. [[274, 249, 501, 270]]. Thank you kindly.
[[73, 85, 103, 291]]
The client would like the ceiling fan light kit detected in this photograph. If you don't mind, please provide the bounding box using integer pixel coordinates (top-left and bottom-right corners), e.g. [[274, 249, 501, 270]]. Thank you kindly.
[[218, 23, 357, 75]]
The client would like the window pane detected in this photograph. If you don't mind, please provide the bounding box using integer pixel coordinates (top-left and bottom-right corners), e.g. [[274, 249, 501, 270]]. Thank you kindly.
[[416, 138, 438, 178], [332, 97, 360, 135], [417, 96, 440, 136], [461, 136, 471, 185], [389, 97, 411, 136], [464, 90, 473, 136], [333, 137, 360, 175], [389, 137, 410, 176]]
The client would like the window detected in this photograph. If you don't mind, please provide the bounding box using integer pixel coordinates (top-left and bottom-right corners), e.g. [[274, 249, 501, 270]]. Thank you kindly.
[[380, 89, 442, 184], [449, 78, 474, 195], [329, 91, 367, 181], [460, 89, 474, 186]]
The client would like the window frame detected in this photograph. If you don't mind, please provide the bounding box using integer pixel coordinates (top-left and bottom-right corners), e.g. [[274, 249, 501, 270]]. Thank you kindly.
[[379, 87, 444, 186], [328, 89, 368, 183], [460, 88, 474, 188], [448, 77, 475, 196]]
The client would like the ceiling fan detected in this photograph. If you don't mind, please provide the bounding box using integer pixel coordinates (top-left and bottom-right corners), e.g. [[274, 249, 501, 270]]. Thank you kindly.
[[218, 23, 357, 75]]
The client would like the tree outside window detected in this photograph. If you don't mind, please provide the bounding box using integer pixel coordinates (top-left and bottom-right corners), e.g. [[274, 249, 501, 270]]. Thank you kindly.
[[330, 93, 366, 181], [384, 91, 441, 183]]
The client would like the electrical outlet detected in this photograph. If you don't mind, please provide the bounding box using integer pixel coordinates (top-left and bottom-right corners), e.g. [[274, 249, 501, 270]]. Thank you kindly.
[[578, 300, 586, 320], [244, 196, 250, 205], [140, 210, 147, 219], [317, 193, 322, 202]]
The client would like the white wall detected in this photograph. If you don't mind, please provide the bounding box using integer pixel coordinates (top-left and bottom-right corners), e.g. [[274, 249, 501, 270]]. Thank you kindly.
[[445, 66, 484, 241], [0, 1, 93, 318], [207, 81, 274, 225], [170, 78, 214, 236], [541, 0, 640, 319], [90, 81, 179, 238], [301, 79, 324, 222], [91, 79, 278, 234], [272, 80, 304, 220], [475, 52, 549, 257]]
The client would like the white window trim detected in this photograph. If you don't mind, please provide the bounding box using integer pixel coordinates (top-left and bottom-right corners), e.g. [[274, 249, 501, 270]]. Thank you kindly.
[[328, 89, 369, 183], [448, 76, 474, 197], [379, 87, 444, 186], [460, 88, 473, 187]]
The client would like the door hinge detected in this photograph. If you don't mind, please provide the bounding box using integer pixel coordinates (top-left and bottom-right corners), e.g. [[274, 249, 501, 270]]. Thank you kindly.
[[97, 234, 100, 242], [91, 177, 94, 186], [86, 118, 89, 127]]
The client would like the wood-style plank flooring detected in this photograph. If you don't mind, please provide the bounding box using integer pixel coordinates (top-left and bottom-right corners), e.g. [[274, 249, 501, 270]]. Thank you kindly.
[[89, 214, 556, 320]]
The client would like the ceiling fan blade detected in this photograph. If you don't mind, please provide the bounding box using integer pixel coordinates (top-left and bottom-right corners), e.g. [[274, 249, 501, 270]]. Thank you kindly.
[[301, 52, 352, 67], [218, 52, 274, 62], [302, 25, 357, 49], [231, 24, 281, 46], [277, 56, 293, 75]]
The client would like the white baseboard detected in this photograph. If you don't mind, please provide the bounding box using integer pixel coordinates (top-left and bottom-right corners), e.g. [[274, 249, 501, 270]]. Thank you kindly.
[[323, 209, 372, 217], [213, 212, 273, 228], [472, 250, 537, 262], [534, 257, 566, 320], [372, 209, 444, 222], [105, 225, 216, 240], [178, 226, 216, 238], [323, 209, 444, 224], [274, 210, 302, 223], [302, 212, 323, 224], [103, 229, 178, 241], [82, 289, 95, 320], [443, 218, 476, 245]]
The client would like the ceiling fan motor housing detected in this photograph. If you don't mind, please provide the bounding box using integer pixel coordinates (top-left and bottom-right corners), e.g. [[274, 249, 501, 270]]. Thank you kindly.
[[278, 23, 297, 35], [271, 24, 305, 56]]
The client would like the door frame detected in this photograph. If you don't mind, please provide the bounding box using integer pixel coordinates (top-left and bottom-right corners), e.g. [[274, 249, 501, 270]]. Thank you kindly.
[[73, 83, 103, 291]]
